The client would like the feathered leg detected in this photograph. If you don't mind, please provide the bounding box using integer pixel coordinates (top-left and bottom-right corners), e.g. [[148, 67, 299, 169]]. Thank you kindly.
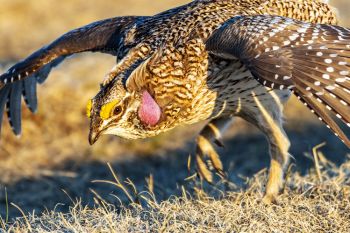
[[240, 91, 291, 204]]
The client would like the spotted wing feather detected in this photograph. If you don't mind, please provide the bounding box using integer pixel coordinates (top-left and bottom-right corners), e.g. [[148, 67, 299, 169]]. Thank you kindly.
[[0, 16, 142, 135], [206, 15, 350, 147]]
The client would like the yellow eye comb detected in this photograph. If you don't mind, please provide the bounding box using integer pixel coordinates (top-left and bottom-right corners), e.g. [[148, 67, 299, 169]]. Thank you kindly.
[[86, 99, 92, 118], [100, 100, 120, 120]]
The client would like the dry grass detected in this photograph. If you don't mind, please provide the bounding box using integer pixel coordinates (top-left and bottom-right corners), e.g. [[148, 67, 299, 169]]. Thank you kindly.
[[2, 155, 350, 233], [0, 0, 350, 232]]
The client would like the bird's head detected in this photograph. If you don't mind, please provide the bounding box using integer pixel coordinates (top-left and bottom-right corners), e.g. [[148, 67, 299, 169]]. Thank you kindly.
[[87, 78, 162, 145]]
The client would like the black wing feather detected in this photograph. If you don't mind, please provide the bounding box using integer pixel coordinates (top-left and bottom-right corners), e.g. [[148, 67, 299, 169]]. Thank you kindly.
[[23, 75, 38, 113], [0, 16, 143, 136], [0, 85, 10, 134], [8, 82, 22, 135]]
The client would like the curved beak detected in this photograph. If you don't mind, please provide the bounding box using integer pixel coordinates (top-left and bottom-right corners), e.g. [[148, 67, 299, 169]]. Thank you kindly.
[[88, 130, 101, 145], [88, 115, 105, 145]]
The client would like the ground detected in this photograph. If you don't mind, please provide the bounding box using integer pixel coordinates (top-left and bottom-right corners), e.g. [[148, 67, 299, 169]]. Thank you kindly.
[[0, 0, 349, 232]]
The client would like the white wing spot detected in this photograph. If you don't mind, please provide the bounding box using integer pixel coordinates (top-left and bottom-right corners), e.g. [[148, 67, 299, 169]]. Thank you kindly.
[[326, 67, 334, 73], [322, 74, 330, 79], [283, 41, 291, 46], [330, 93, 337, 98], [340, 100, 348, 106], [289, 34, 299, 41], [325, 59, 332, 64], [325, 85, 335, 90], [298, 28, 308, 33], [336, 78, 346, 82]]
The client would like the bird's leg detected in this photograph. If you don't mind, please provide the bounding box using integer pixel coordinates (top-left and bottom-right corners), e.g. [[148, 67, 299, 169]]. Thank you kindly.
[[246, 94, 290, 204], [195, 117, 233, 183], [263, 131, 290, 204]]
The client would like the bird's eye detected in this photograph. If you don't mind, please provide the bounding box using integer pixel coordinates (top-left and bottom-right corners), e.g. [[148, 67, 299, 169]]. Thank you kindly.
[[100, 100, 120, 120], [113, 106, 122, 115]]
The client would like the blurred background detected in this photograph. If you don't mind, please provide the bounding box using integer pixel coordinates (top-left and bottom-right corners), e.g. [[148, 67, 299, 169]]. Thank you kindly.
[[0, 0, 349, 219]]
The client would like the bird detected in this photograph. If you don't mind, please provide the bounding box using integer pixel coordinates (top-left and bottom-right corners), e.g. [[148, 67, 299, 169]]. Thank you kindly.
[[0, 0, 349, 204]]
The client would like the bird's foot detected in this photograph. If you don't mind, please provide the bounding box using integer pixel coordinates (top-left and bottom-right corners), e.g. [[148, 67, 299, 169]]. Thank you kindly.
[[262, 193, 278, 205], [195, 134, 225, 183]]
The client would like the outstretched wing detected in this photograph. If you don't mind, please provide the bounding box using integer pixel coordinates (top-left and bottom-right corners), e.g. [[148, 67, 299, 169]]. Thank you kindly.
[[0, 16, 143, 135], [206, 15, 350, 147]]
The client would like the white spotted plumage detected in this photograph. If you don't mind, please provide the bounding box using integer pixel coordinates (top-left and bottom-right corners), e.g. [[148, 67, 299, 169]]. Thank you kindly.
[[207, 14, 350, 146]]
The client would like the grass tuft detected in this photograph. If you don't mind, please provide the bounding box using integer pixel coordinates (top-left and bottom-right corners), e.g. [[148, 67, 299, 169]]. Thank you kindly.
[[2, 159, 350, 232]]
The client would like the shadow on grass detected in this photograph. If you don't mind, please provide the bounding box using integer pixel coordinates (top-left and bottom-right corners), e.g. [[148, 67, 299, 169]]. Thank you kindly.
[[0, 123, 349, 220]]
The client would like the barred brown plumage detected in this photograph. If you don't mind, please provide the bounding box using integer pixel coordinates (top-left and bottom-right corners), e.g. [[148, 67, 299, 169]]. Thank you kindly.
[[0, 0, 349, 203]]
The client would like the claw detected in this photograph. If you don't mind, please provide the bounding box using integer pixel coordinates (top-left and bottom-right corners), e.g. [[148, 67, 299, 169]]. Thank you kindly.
[[195, 135, 225, 183], [195, 117, 233, 183], [262, 194, 278, 205], [196, 154, 213, 183], [214, 138, 225, 148]]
